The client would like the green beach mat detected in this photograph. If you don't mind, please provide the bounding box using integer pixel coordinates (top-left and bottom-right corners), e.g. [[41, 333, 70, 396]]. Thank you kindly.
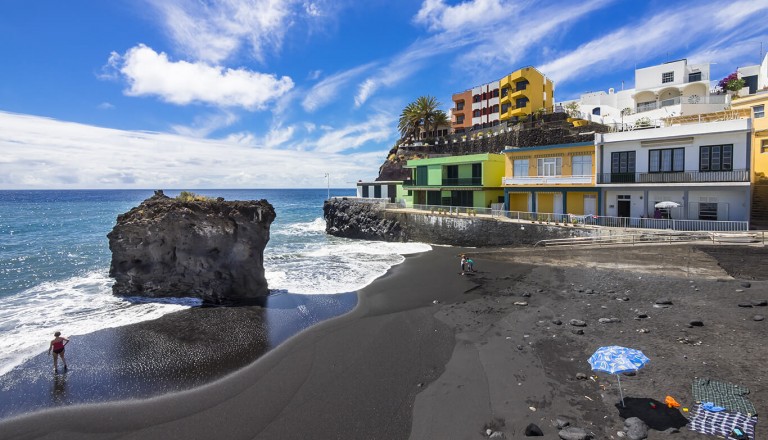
[[692, 377, 757, 417]]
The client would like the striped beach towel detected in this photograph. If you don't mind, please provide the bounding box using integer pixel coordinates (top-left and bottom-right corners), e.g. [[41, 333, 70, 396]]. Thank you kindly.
[[688, 404, 757, 439]]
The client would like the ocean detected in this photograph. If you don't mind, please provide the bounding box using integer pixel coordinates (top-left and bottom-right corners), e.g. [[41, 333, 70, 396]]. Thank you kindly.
[[0, 189, 432, 378]]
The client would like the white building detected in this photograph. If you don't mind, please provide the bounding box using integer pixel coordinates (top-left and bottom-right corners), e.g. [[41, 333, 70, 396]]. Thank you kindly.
[[471, 81, 500, 129], [355, 181, 401, 203], [737, 53, 768, 95], [595, 118, 752, 223], [574, 59, 730, 128]]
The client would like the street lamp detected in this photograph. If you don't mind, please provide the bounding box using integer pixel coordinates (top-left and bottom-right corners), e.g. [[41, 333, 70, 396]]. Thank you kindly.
[[324, 173, 330, 200]]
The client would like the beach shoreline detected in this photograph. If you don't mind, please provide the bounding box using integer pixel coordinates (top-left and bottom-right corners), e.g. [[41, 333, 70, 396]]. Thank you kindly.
[[1, 244, 766, 439]]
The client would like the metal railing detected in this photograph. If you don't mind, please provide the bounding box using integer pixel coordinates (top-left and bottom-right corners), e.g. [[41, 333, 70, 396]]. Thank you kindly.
[[442, 177, 482, 186], [635, 95, 729, 114], [383, 203, 749, 231], [597, 169, 749, 184], [503, 175, 593, 185]]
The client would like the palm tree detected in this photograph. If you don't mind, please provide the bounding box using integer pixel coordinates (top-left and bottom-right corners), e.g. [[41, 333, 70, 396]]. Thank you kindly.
[[398, 95, 449, 141]]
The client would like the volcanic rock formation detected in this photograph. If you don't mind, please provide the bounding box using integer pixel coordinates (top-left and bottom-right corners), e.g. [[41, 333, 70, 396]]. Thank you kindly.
[[108, 190, 276, 304]]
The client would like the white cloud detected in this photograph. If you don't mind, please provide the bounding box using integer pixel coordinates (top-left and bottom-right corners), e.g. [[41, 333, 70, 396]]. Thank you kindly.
[[414, 0, 507, 32], [0, 111, 383, 189], [303, 63, 376, 112], [171, 111, 239, 137], [109, 44, 294, 110], [148, 0, 298, 63], [313, 113, 394, 153], [97, 102, 115, 110]]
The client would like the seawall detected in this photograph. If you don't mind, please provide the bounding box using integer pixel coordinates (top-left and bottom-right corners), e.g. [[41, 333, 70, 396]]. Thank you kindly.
[[323, 199, 595, 246]]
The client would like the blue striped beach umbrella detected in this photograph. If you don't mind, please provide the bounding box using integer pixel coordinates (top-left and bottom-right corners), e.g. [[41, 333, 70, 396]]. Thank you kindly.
[[588, 346, 650, 407]]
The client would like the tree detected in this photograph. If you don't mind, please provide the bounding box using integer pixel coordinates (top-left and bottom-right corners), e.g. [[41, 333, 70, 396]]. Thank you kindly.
[[718, 72, 746, 93], [563, 101, 581, 118], [398, 95, 449, 141]]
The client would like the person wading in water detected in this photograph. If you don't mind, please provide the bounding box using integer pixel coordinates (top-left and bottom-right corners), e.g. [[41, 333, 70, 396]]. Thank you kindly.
[[48, 331, 69, 372]]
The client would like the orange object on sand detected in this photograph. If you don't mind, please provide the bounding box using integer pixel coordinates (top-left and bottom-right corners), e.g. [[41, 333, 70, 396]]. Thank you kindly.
[[665, 395, 681, 409]]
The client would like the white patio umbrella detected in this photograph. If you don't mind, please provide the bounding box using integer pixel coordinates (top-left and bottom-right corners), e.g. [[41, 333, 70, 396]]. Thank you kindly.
[[654, 201, 680, 209]]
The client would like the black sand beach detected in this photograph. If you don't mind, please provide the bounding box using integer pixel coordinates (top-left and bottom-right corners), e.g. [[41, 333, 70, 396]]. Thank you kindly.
[[1, 244, 766, 439]]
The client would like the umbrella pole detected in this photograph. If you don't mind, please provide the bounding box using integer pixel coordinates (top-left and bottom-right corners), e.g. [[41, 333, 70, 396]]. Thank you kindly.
[[617, 374, 625, 407]]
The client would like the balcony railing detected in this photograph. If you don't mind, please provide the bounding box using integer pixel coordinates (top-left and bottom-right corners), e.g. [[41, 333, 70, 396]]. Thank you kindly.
[[597, 169, 749, 184], [502, 175, 593, 185], [442, 177, 482, 186], [635, 95, 730, 114], [404, 177, 482, 187]]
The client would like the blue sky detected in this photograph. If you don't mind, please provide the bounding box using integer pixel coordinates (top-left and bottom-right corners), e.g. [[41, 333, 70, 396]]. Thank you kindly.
[[1, 0, 767, 189]]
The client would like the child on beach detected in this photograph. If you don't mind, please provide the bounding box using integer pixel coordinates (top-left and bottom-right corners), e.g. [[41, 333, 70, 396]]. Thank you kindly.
[[48, 331, 69, 372], [466, 258, 475, 273], [460, 255, 467, 275]]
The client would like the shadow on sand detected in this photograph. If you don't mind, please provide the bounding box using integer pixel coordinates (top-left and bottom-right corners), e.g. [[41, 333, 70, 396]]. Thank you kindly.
[[616, 397, 689, 431]]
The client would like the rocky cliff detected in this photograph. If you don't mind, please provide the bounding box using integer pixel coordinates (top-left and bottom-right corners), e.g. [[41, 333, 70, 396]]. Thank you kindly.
[[108, 190, 276, 304], [323, 199, 405, 241]]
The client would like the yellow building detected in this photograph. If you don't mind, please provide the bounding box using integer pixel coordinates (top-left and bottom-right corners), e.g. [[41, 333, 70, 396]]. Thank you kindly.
[[731, 92, 768, 182], [499, 66, 554, 121], [502, 142, 598, 215]]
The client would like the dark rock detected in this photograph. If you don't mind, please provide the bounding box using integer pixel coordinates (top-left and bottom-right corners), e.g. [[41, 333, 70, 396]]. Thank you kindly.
[[569, 319, 587, 327], [741, 281, 752, 288], [616, 296, 630, 302], [585, 289, 596, 294], [738, 303, 753, 308], [552, 319, 563, 325], [689, 319, 704, 327], [636, 313, 649, 319], [555, 418, 570, 429], [752, 300, 767, 307], [558, 426, 590, 440], [575, 372, 588, 380], [524, 423, 544, 436], [754, 315, 765, 322], [323, 199, 404, 241], [571, 329, 584, 335], [522, 292, 532, 298], [108, 191, 275, 304], [599, 317, 621, 324], [655, 298, 673, 305], [624, 417, 648, 440]]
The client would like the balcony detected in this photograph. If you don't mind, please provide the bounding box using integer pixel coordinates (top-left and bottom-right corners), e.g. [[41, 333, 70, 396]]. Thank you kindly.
[[597, 169, 749, 184], [635, 95, 730, 114], [442, 177, 482, 186], [502, 175, 593, 185]]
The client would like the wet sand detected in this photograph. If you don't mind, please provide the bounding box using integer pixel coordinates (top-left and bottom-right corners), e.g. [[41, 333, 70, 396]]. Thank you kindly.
[[1, 244, 766, 439]]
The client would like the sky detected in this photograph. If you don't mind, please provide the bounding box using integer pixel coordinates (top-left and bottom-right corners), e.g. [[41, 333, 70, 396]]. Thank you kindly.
[[1, 0, 767, 189]]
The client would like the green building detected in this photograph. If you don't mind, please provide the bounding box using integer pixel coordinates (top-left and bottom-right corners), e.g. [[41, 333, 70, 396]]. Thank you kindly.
[[402, 153, 505, 208]]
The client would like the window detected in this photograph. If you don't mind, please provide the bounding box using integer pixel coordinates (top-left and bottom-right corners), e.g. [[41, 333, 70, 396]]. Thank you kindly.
[[492, 89, 499, 97], [456, 115, 465, 124], [373, 185, 381, 198], [362, 185, 369, 197], [572, 155, 592, 176], [662, 71, 674, 83], [456, 101, 464, 111], [491, 104, 499, 114], [445, 165, 458, 179], [700, 145, 733, 171], [611, 151, 636, 173], [649, 148, 684, 173], [473, 95, 481, 103], [472, 163, 482, 179], [592, 107, 601, 116], [501, 88, 509, 98], [516, 80, 528, 91], [699, 197, 718, 220], [754, 105, 765, 118], [473, 109, 481, 117], [537, 157, 562, 176], [515, 97, 529, 109], [415, 166, 428, 185], [762, 139, 768, 153], [501, 103, 511, 113], [688, 72, 702, 82], [513, 159, 529, 177]]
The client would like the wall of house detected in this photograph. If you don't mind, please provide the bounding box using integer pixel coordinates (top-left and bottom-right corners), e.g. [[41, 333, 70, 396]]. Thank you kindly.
[[565, 192, 594, 215], [508, 192, 530, 212], [602, 190, 645, 217], [732, 94, 768, 182], [474, 190, 504, 208]]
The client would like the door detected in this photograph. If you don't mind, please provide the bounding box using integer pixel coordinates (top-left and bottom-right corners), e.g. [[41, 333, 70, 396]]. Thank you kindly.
[[583, 194, 596, 216], [553, 193, 563, 214], [617, 195, 631, 217]]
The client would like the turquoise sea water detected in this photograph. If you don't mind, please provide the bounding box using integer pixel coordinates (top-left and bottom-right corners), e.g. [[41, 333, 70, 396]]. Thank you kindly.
[[0, 189, 432, 376]]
